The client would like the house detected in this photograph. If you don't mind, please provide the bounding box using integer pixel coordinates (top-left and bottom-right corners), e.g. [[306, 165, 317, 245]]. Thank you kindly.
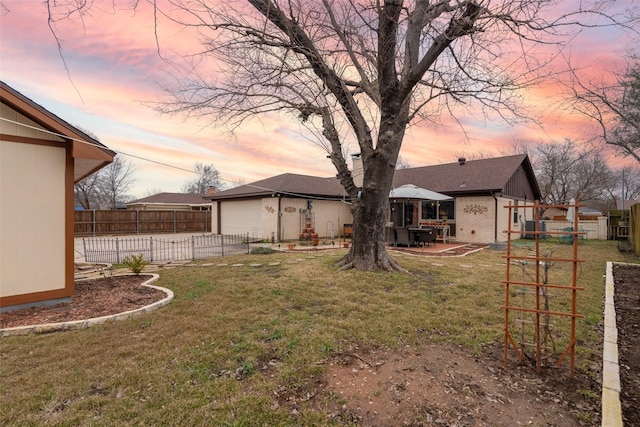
[[1, 81, 115, 311], [207, 173, 351, 241], [207, 154, 541, 244], [390, 155, 541, 242], [127, 192, 211, 211]]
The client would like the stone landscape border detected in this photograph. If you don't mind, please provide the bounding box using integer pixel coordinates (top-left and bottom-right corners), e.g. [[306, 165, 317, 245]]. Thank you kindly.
[[601, 262, 625, 427], [0, 274, 173, 337]]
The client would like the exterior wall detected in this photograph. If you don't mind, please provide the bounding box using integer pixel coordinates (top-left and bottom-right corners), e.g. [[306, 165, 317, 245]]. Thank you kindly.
[[543, 218, 608, 240], [453, 196, 536, 243], [0, 140, 66, 300], [0, 103, 65, 142], [261, 197, 280, 241], [212, 202, 219, 234], [220, 199, 263, 238], [307, 199, 352, 240], [278, 198, 307, 241], [454, 196, 497, 243], [276, 198, 352, 242]]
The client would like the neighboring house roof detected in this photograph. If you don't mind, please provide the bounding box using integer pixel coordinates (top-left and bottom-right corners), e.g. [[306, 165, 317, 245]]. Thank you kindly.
[[1, 81, 115, 181], [208, 154, 540, 201], [207, 173, 348, 201], [128, 192, 210, 205]]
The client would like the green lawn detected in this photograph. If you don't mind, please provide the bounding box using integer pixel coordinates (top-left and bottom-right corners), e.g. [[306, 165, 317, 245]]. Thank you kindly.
[[1, 240, 636, 426]]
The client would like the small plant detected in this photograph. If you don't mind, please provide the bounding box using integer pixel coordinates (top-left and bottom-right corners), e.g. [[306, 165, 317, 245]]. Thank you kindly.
[[100, 267, 114, 285], [122, 253, 149, 275]]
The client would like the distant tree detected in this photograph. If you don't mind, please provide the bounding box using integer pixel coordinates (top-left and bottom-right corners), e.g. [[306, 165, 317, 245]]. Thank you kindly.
[[532, 139, 615, 206], [144, 188, 165, 197], [74, 172, 102, 209], [181, 163, 223, 195], [74, 156, 136, 209], [101, 156, 136, 209], [569, 60, 640, 164], [395, 156, 412, 170]]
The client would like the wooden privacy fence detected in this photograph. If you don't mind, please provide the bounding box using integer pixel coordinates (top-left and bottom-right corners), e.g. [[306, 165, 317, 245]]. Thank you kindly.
[[75, 210, 211, 236], [82, 233, 250, 263]]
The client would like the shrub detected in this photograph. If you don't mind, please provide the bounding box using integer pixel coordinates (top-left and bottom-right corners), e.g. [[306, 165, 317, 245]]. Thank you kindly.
[[122, 253, 149, 275], [250, 246, 275, 255]]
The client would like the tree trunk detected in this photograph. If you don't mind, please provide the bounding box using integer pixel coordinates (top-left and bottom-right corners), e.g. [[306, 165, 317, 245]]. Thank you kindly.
[[337, 136, 406, 272]]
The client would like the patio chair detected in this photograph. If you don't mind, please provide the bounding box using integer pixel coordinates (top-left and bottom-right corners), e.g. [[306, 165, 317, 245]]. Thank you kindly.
[[395, 227, 411, 247], [416, 227, 436, 247]]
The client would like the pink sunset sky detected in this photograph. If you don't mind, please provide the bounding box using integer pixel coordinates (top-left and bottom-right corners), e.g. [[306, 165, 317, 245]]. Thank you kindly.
[[0, 0, 637, 198]]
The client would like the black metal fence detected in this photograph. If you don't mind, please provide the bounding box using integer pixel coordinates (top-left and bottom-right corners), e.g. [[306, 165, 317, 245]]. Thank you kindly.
[[82, 234, 251, 263]]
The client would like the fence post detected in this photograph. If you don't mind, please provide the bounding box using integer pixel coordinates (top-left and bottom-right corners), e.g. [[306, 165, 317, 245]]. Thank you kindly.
[[83, 238, 87, 262], [116, 238, 120, 264], [221, 234, 224, 257], [150, 237, 154, 262]]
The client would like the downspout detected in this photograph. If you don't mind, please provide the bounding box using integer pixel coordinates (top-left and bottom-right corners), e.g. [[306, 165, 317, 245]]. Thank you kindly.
[[277, 195, 282, 242], [493, 192, 499, 242], [216, 201, 222, 234]]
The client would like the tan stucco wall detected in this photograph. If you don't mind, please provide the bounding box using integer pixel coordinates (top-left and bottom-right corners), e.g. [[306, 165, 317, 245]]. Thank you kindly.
[[454, 196, 497, 243], [0, 140, 66, 298], [454, 196, 536, 243], [269, 198, 352, 242]]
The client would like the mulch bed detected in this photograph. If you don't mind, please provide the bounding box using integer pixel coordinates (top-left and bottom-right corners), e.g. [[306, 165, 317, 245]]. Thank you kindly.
[[613, 263, 640, 425], [0, 275, 165, 329]]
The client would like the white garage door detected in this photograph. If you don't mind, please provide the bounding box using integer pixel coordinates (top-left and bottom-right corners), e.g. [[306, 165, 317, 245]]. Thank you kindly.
[[220, 199, 263, 238]]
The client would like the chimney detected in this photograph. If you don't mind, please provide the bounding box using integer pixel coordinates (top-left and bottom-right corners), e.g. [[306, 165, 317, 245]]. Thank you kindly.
[[206, 186, 217, 196], [458, 157, 466, 165], [351, 153, 363, 187]]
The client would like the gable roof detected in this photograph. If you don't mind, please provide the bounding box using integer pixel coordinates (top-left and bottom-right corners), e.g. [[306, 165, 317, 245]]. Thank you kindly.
[[208, 154, 540, 201], [128, 192, 209, 205], [392, 154, 540, 198], [1, 81, 115, 181], [208, 173, 348, 201]]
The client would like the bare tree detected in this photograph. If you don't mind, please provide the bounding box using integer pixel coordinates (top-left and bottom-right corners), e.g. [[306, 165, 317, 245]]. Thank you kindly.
[[74, 155, 136, 209], [395, 156, 412, 170], [50, 0, 635, 270], [144, 188, 165, 197], [533, 139, 615, 206], [74, 172, 102, 209], [568, 59, 640, 164], [181, 163, 223, 195], [101, 156, 136, 209]]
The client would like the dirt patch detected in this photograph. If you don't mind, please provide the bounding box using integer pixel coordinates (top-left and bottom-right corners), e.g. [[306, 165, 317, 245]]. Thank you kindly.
[[0, 275, 164, 329], [322, 343, 599, 426], [612, 263, 640, 425]]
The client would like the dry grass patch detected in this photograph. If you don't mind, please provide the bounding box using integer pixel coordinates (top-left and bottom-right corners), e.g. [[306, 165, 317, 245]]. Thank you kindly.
[[0, 242, 636, 425]]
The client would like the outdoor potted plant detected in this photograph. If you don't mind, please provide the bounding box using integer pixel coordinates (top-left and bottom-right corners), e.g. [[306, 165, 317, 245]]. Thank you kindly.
[[287, 243, 296, 251]]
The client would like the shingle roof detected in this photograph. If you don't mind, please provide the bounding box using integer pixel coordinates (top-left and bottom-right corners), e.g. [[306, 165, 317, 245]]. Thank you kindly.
[[208, 173, 347, 200], [207, 154, 539, 200], [129, 192, 209, 205], [393, 154, 539, 197]]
